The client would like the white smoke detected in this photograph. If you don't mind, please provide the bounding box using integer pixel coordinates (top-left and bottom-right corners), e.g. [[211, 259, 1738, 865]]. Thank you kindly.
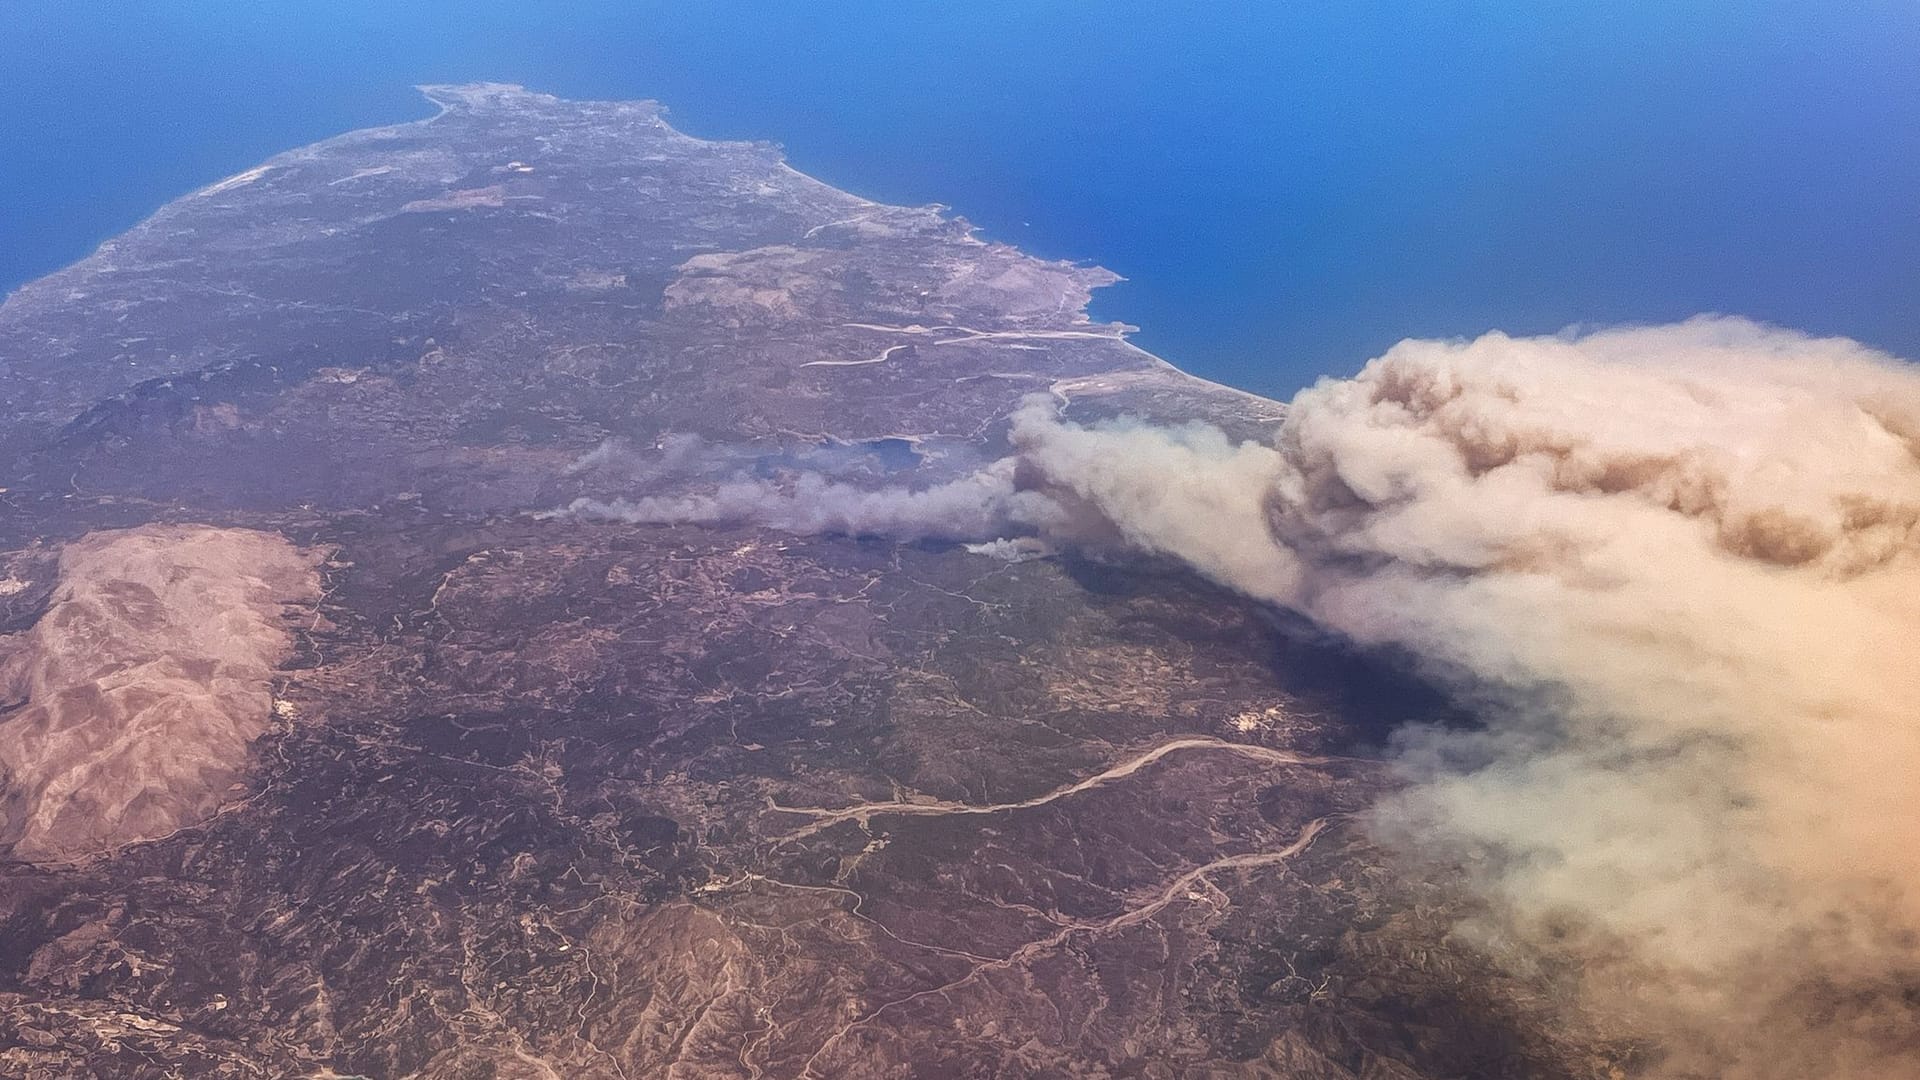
[[566, 456, 1060, 540], [1005, 316, 1920, 1078]]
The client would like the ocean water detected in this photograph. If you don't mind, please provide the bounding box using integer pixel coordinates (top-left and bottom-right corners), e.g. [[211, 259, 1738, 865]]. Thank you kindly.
[[4, 0, 1917, 397]]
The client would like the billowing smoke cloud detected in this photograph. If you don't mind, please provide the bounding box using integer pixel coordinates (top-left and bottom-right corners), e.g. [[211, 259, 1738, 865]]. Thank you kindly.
[[566, 456, 1061, 540], [559, 315, 1920, 1074], [1006, 316, 1920, 1078]]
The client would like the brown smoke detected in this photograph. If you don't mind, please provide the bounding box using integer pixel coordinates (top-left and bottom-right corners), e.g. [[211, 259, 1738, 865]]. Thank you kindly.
[[1005, 317, 1920, 1077], [558, 316, 1920, 1073]]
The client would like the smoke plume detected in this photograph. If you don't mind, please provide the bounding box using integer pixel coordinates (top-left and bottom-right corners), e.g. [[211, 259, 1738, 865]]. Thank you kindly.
[[1006, 316, 1920, 1078], [566, 456, 1060, 540], [561, 315, 1920, 1073]]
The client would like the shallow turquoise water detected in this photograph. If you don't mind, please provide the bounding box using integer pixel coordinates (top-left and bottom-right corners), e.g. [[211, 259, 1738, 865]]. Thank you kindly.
[[4, 1, 1917, 395]]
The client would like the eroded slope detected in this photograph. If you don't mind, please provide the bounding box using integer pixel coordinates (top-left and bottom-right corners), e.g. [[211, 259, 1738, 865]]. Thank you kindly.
[[0, 526, 318, 861]]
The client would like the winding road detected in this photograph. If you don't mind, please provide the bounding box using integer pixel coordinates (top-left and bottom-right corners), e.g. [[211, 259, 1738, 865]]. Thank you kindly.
[[768, 736, 1331, 839], [794, 815, 1334, 1077]]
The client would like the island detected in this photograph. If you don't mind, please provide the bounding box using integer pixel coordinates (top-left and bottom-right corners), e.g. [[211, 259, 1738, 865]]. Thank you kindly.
[[0, 85, 1612, 1079]]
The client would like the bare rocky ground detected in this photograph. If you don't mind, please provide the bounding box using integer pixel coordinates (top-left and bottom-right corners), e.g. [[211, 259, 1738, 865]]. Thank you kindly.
[[0, 85, 1625, 1078]]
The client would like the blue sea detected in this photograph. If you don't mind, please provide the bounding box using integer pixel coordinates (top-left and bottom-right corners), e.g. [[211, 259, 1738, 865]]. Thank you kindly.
[[4, 1, 1917, 397]]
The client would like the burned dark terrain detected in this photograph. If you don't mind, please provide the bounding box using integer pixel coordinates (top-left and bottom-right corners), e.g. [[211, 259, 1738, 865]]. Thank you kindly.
[[0, 85, 1619, 1078]]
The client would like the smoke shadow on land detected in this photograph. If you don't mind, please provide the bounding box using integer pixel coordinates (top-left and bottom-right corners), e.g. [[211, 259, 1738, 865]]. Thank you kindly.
[[1054, 550, 1469, 754], [1257, 610, 1474, 753]]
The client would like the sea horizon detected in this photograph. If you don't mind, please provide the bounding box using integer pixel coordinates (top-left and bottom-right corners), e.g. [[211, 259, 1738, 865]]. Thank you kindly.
[[6, 1, 1917, 397]]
